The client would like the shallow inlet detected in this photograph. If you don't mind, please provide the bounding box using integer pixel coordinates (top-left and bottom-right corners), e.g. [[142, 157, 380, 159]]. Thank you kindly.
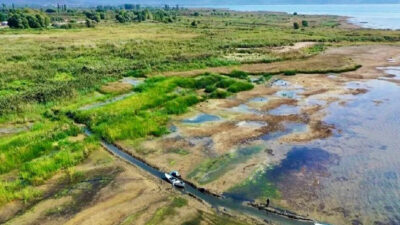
[[84, 128, 314, 225]]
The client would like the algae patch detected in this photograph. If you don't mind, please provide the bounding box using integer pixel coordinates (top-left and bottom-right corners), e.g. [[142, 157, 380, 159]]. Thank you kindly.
[[187, 145, 263, 184]]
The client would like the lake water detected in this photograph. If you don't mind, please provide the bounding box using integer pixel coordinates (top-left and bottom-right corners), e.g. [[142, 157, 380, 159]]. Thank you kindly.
[[186, 4, 400, 30], [224, 73, 400, 224]]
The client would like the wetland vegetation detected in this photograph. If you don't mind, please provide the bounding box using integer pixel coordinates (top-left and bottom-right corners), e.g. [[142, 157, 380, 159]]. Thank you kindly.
[[1, 4, 400, 225]]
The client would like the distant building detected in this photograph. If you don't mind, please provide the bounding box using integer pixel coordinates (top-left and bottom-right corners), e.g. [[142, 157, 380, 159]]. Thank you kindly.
[[1, 21, 8, 26]]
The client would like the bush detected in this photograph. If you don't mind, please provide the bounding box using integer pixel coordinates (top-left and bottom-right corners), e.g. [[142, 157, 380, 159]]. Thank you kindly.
[[85, 19, 96, 28], [283, 70, 297, 76], [8, 10, 50, 29], [216, 79, 235, 88], [210, 89, 229, 99], [293, 22, 300, 29], [227, 82, 254, 93], [302, 20, 309, 27], [205, 85, 217, 93], [227, 70, 248, 79], [125, 69, 148, 78], [194, 74, 221, 89]]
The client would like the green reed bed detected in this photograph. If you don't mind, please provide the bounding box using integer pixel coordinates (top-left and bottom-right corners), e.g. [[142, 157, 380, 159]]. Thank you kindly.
[[71, 73, 254, 142], [0, 120, 98, 205]]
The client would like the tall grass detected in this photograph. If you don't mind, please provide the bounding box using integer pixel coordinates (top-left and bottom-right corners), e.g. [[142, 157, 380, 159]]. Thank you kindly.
[[0, 120, 98, 205], [72, 74, 254, 142]]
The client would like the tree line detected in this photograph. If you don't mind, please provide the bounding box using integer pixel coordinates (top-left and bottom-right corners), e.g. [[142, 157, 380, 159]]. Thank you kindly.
[[6, 9, 50, 29]]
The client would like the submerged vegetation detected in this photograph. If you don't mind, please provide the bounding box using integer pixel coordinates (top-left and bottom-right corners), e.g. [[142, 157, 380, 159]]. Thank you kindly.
[[188, 146, 262, 184]]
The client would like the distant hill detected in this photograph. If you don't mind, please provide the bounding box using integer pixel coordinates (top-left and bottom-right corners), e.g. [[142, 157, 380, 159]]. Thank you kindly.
[[2, 0, 400, 7]]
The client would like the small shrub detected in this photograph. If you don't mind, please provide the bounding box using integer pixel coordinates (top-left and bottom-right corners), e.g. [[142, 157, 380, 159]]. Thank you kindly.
[[125, 69, 148, 78], [227, 82, 254, 93], [204, 85, 216, 93], [293, 22, 300, 29], [283, 70, 297, 76], [216, 79, 235, 88], [227, 70, 248, 79], [210, 89, 229, 99]]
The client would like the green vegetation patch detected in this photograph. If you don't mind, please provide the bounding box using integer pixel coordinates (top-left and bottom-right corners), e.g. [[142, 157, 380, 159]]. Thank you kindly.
[[145, 197, 187, 225], [187, 145, 262, 185], [72, 74, 253, 142], [0, 120, 98, 206], [227, 167, 281, 202]]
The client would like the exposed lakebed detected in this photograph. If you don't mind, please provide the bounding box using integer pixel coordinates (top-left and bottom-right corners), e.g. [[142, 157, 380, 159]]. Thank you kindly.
[[105, 67, 400, 225]]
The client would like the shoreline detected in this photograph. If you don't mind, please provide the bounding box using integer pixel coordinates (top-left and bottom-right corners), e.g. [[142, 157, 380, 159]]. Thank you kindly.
[[184, 4, 400, 30]]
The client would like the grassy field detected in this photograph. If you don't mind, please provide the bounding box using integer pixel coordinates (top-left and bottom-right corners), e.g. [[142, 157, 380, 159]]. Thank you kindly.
[[1, 8, 400, 224]]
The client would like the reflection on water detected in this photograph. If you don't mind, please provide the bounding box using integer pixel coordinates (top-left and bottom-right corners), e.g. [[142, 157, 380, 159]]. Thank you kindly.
[[272, 79, 290, 87], [231, 70, 400, 223], [121, 77, 144, 86], [79, 77, 144, 110], [238, 77, 400, 224], [249, 96, 268, 103], [269, 104, 300, 116], [316, 79, 400, 224], [276, 89, 304, 99], [236, 121, 267, 128], [79, 92, 136, 110], [228, 104, 262, 115], [261, 122, 307, 141], [378, 66, 400, 80], [182, 113, 221, 124]]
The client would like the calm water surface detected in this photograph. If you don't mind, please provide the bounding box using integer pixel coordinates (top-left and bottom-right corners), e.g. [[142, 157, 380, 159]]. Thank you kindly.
[[225, 70, 400, 224]]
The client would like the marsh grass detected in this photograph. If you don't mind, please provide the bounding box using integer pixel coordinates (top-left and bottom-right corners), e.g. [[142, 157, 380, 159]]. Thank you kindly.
[[72, 74, 254, 142], [0, 120, 98, 205], [0, 11, 399, 114]]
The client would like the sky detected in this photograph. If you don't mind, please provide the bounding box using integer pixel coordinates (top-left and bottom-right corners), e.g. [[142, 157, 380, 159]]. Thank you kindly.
[[2, 0, 400, 7]]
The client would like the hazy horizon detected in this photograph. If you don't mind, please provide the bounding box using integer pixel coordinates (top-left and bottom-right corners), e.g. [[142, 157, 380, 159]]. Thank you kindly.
[[2, 0, 400, 7]]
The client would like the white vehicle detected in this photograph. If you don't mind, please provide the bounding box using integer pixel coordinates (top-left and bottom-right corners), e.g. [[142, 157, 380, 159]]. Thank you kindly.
[[164, 173, 185, 188]]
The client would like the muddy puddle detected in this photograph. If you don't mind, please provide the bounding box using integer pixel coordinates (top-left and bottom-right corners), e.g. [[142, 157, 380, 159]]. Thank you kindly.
[[249, 96, 268, 103], [269, 104, 301, 116], [275, 89, 304, 99], [182, 113, 221, 124], [378, 66, 400, 80], [228, 104, 262, 115]]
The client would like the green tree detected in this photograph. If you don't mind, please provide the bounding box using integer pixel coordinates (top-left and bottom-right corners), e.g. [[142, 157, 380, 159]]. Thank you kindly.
[[85, 19, 96, 28], [0, 13, 7, 21], [293, 22, 300, 29], [302, 20, 308, 27]]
